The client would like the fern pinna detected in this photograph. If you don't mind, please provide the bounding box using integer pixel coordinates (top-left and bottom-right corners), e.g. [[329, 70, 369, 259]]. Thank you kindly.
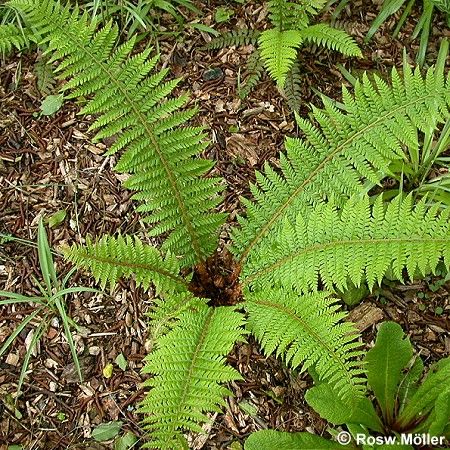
[[7, 0, 450, 447]]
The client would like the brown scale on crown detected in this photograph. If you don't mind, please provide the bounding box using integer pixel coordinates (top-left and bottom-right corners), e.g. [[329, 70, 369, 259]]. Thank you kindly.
[[188, 248, 242, 307]]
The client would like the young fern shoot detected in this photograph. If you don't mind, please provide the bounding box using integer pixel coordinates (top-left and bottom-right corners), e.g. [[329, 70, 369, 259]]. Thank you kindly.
[[259, 0, 361, 87]]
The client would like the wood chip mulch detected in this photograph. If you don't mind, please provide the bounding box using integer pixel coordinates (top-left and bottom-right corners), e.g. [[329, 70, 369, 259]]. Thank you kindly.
[[1, 1, 449, 448]]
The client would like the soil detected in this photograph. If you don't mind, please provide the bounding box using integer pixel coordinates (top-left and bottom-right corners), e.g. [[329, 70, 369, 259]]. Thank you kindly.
[[1, 1, 449, 449]]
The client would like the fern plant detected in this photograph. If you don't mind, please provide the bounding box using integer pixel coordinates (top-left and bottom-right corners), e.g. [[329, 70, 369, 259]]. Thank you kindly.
[[245, 322, 450, 449], [3, 1, 450, 447], [0, 219, 96, 400], [204, 0, 361, 103]]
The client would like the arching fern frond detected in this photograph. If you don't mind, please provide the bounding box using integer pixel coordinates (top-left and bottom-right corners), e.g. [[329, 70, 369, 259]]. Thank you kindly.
[[62, 235, 187, 295], [10, 0, 226, 267], [242, 195, 450, 293], [299, 23, 362, 57], [202, 29, 260, 50], [259, 29, 303, 87], [140, 301, 245, 449], [231, 63, 450, 263], [245, 289, 365, 401]]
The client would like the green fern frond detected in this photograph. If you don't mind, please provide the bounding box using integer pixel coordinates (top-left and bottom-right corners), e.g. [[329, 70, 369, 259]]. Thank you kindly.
[[283, 60, 302, 112], [238, 49, 265, 99], [10, 0, 226, 267], [246, 288, 365, 401], [299, 23, 362, 57], [202, 29, 260, 50], [267, 0, 327, 31], [140, 301, 245, 449], [62, 235, 187, 294], [259, 29, 303, 87], [231, 63, 450, 263], [242, 195, 450, 293], [0, 23, 28, 53]]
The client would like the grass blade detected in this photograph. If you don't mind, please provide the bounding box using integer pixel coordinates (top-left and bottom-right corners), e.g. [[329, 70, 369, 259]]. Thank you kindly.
[[0, 308, 41, 356], [16, 318, 47, 403], [54, 297, 83, 382], [37, 218, 58, 293]]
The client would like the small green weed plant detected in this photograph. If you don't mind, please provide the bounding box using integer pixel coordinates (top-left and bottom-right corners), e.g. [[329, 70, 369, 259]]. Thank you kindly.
[[245, 322, 450, 449], [0, 219, 95, 399]]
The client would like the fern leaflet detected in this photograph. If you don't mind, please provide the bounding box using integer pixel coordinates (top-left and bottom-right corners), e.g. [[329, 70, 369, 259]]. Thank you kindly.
[[431, 0, 450, 13], [267, 0, 327, 31], [202, 29, 260, 50], [0, 23, 29, 53], [231, 63, 450, 263], [146, 292, 206, 351], [259, 29, 303, 87], [34, 54, 56, 94], [283, 60, 303, 112], [140, 301, 245, 449], [242, 195, 450, 292], [238, 49, 265, 99], [10, 0, 226, 267], [299, 24, 362, 57]]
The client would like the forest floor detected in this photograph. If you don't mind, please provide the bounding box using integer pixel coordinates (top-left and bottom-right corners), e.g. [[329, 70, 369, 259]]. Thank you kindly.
[[0, 1, 449, 449]]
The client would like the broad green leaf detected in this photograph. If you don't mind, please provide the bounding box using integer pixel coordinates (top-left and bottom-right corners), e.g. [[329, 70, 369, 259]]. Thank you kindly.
[[245, 430, 349, 449], [47, 209, 67, 228], [114, 431, 138, 450], [92, 421, 123, 442], [365, 322, 413, 424], [40, 93, 63, 116], [397, 357, 450, 429], [115, 353, 127, 371], [397, 356, 424, 414], [428, 391, 450, 436], [305, 384, 352, 424], [306, 383, 383, 432]]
